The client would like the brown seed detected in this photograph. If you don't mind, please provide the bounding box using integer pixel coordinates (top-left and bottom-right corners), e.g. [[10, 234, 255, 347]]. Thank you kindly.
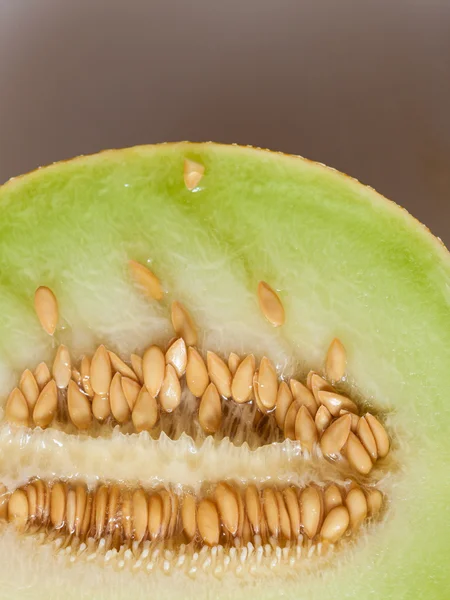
[[300, 487, 322, 539], [5, 388, 29, 427], [72, 368, 82, 387], [34, 286, 58, 336], [290, 378, 318, 417], [181, 493, 197, 541], [214, 483, 239, 536], [320, 413, 351, 456], [197, 499, 220, 546], [310, 373, 333, 403], [231, 354, 255, 404], [284, 401, 300, 440], [53, 345, 71, 389], [66, 489, 76, 534], [107, 484, 120, 533], [318, 390, 358, 417], [8, 489, 29, 530], [168, 492, 179, 538], [275, 490, 291, 540], [257, 281, 285, 327], [165, 338, 188, 378], [306, 370, 317, 390], [345, 487, 368, 530], [245, 485, 261, 534], [340, 410, 360, 432], [129, 259, 163, 301], [366, 489, 383, 516], [159, 490, 172, 539], [143, 345, 165, 398], [34, 362, 51, 390], [121, 377, 141, 410], [50, 483, 66, 529], [26, 484, 37, 521], [320, 505, 350, 543], [253, 371, 269, 414], [283, 487, 301, 538], [325, 338, 347, 383], [159, 364, 182, 412], [184, 158, 205, 190], [235, 490, 245, 539], [19, 369, 40, 411], [67, 380, 93, 430], [262, 488, 279, 537], [132, 387, 159, 432], [206, 351, 232, 398], [186, 347, 209, 398], [345, 432, 373, 475], [80, 493, 92, 539], [130, 354, 144, 384], [75, 484, 87, 537], [33, 380, 58, 429], [275, 381, 293, 429], [356, 417, 378, 461], [93, 485, 107, 538], [110, 373, 131, 424], [365, 413, 390, 458], [257, 357, 278, 410], [90, 345, 112, 396], [34, 479, 46, 522], [121, 491, 132, 540], [171, 301, 197, 346], [148, 493, 163, 540], [108, 350, 139, 381], [295, 405, 318, 451], [242, 515, 252, 545], [324, 484, 343, 513], [228, 353, 240, 376], [80, 356, 94, 397], [199, 383, 222, 434], [0, 484, 8, 521], [132, 489, 148, 542], [315, 404, 333, 434], [92, 394, 111, 422]]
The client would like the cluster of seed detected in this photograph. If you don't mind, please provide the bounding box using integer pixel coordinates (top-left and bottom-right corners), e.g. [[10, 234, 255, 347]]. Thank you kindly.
[[3, 337, 390, 475], [1, 479, 383, 550]]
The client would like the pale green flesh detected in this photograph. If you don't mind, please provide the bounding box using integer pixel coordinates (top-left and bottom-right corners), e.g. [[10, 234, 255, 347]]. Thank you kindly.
[[0, 143, 449, 599]]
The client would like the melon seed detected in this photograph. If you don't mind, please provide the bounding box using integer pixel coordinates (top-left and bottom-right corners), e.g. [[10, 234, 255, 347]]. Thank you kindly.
[[34, 286, 58, 336], [197, 499, 220, 546], [50, 483, 66, 529], [165, 338, 187, 378], [66, 489, 76, 534], [171, 301, 197, 346], [19, 369, 40, 411], [283, 487, 301, 538], [75, 484, 87, 537], [109, 373, 131, 424], [245, 485, 261, 534], [159, 490, 172, 538], [8, 489, 28, 530], [128, 260, 163, 301], [275, 490, 291, 540], [320, 413, 352, 456], [295, 405, 318, 451], [80, 356, 94, 397], [227, 352, 241, 376], [324, 484, 343, 513], [206, 351, 232, 398], [315, 404, 333, 434], [143, 345, 166, 398], [231, 354, 255, 404], [356, 416, 378, 461], [284, 401, 300, 440], [345, 487, 368, 530], [257, 281, 285, 327], [274, 381, 293, 430], [132, 489, 148, 543], [90, 345, 112, 396], [214, 482, 239, 536], [183, 158, 205, 191], [121, 376, 141, 410], [132, 387, 159, 432], [92, 393, 111, 422], [320, 505, 350, 543], [290, 379, 318, 417], [300, 487, 321, 539], [199, 383, 222, 434], [67, 380, 93, 430], [186, 347, 209, 398], [181, 493, 197, 541], [318, 390, 358, 417], [33, 380, 58, 429], [325, 338, 347, 383], [34, 362, 51, 390], [108, 350, 139, 382], [130, 354, 144, 384], [159, 364, 182, 412], [365, 413, 390, 458], [262, 488, 280, 537], [5, 388, 29, 427], [345, 432, 373, 475], [52, 345, 72, 389], [366, 489, 383, 516], [310, 373, 333, 403], [257, 357, 278, 410]]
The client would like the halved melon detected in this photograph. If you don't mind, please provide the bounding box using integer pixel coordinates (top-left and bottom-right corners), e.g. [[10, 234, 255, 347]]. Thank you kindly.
[[0, 142, 448, 599]]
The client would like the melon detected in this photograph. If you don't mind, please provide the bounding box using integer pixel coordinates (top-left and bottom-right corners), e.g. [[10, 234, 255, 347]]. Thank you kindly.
[[0, 142, 448, 599]]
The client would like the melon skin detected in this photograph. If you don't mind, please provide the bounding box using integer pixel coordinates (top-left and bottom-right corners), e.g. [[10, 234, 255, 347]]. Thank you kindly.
[[0, 142, 447, 599]]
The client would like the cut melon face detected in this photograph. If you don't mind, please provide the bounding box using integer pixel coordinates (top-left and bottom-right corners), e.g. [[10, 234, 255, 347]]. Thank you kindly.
[[0, 142, 448, 599]]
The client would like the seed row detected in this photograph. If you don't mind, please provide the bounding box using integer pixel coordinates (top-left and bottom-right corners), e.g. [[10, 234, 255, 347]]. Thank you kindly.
[[1, 480, 383, 549]]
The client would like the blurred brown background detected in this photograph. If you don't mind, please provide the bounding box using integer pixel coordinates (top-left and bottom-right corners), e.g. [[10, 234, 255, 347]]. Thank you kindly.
[[0, 0, 449, 242]]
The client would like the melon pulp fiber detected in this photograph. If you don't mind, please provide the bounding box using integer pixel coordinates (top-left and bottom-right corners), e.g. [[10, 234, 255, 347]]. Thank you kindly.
[[0, 142, 448, 599]]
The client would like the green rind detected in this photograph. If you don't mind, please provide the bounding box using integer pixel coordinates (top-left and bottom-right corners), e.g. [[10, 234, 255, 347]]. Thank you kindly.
[[0, 142, 449, 599]]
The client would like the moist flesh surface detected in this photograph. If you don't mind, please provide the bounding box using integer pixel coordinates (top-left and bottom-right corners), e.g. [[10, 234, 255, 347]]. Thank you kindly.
[[0, 143, 448, 599]]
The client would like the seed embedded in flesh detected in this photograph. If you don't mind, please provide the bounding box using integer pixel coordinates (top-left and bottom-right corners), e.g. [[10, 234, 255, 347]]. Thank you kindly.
[[33, 380, 58, 429], [295, 405, 318, 451], [132, 387, 159, 431], [34, 286, 58, 336], [80, 356, 94, 397], [345, 487, 368, 530], [53, 345, 72, 389], [181, 493, 197, 541], [148, 494, 163, 540], [75, 484, 87, 537], [109, 373, 131, 424], [317, 390, 358, 417], [275, 381, 293, 429], [366, 489, 383, 516], [186, 347, 209, 398], [284, 401, 300, 440], [324, 484, 343, 513], [19, 369, 40, 411], [283, 487, 301, 538], [262, 488, 279, 537], [132, 489, 148, 543], [128, 260, 163, 301], [95, 485, 108, 538], [228, 353, 240, 376], [300, 487, 321, 539], [67, 380, 93, 430], [365, 413, 390, 458], [34, 362, 51, 390], [320, 413, 352, 456], [165, 338, 187, 378], [320, 505, 350, 543], [121, 491, 132, 540], [310, 373, 332, 404], [143, 345, 166, 398], [206, 351, 232, 398], [130, 354, 144, 384], [257, 281, 285, 327], [5, 388, 29, 427], [345, 432, 373, 475], [231, 354, 255, 404], [325, 338, 347, 383], [315, 404, 333, 434], [290, 379, 318, 417], [214, 482, 239, 536], [171, 301, 197, 347], [121, 377, 141, 410], [90, 345, 112, 396], [108, 350, 139, 382], [159, 364, 182, 412], [276, 490, 291, 540], [257, 357, 278, 410], [245, 485, 261, 534], [8, 489, 28, 530], [356, 416, 378, 461], [92, 393, 111, 422], [199, 382, 222, 434], [50, 483, 66, 529], [183, 158, 205, 191], [197, 499, 220, 546]]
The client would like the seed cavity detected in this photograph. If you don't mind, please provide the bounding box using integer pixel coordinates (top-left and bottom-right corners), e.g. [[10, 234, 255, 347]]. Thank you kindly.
[[257, 281, 285, 327]]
